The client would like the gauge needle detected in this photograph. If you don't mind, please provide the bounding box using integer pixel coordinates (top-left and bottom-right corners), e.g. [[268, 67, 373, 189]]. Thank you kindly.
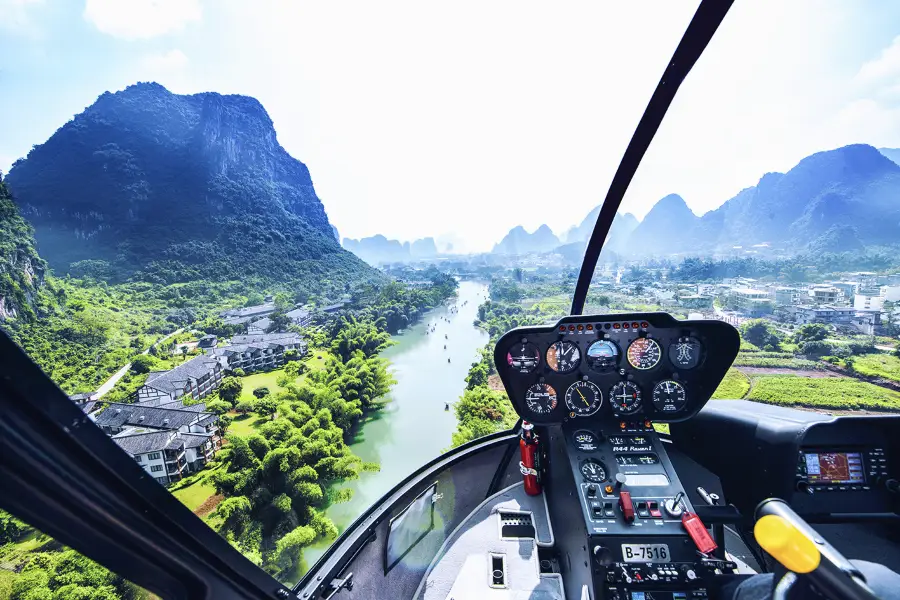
[[576, 388, 589, 406]]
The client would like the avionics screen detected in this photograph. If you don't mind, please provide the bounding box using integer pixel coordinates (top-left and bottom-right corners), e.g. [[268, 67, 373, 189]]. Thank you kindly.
[[804, 451, 865, 485]]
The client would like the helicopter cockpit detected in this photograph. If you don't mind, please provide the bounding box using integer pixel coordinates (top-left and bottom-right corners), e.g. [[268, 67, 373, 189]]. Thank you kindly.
[[3, 1, 900, 600]]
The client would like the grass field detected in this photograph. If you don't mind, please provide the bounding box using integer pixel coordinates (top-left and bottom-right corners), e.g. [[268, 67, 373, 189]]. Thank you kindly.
[[238, 369, 289, 402], [712, 368, 751, 399], [172, 473, 219, 511], [235, 350, 333, 403], [228, 413, 265, 437], [746, 374, 900, 411], [852, 353, 900, 383]]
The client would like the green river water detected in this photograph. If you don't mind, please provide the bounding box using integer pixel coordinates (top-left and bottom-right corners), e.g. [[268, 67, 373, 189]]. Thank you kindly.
[[303, 280, 490, 567]]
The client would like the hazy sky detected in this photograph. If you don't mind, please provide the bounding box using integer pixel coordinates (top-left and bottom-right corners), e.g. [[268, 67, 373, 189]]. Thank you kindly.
[[2, 1, 900, 252]]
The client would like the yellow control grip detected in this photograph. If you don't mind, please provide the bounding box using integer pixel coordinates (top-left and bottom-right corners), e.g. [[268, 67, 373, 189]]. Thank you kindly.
[[754, 514, 821, 574]]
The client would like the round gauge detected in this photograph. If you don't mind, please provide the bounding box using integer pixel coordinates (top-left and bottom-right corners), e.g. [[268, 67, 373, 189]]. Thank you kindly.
[[572, 430, 600, 452], [586, 339, 620, 371], [652, 380, 687, 413], [580, 459, 608, 483], [626, 337, 662, 370], [507, 341, 540, 374], [565, 381, 603, 417], [610, 381, 643, 415], [546, 341, 581, 373], [524, 383, 558, 415], [669, 336, 702, 370]]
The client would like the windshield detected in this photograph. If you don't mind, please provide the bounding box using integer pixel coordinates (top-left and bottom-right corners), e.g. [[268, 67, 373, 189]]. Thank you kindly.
[[2, 0, 900, 595]]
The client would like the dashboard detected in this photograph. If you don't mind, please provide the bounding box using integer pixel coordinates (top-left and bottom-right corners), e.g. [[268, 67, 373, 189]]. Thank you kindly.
[[671, 400, 900, 522], [493, 312, 740, 425]]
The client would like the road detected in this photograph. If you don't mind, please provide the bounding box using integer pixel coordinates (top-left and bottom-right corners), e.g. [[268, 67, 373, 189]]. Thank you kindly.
[[95, 328, 183, 398]]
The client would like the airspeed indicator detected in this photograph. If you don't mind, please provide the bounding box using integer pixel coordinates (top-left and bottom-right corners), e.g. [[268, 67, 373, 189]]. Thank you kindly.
[[626, 338, 662, 370]]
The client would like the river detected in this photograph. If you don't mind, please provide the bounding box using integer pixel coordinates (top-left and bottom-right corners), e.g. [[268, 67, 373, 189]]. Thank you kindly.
[[303, 280, 489, 566]]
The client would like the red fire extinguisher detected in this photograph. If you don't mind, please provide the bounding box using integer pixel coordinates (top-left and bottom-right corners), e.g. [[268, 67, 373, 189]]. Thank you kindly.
[[519, 421, 542, 496]]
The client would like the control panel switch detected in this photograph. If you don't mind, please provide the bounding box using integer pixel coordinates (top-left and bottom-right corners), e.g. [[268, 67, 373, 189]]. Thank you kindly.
[[619, 491, 635, 523], [648, 501, 662, 518]]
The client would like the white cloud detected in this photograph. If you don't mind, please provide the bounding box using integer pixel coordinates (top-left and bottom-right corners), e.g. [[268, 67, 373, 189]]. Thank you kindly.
[[83, 0, 201, 40], [856, 35, 900, 86], [141, 48, 188, 72]]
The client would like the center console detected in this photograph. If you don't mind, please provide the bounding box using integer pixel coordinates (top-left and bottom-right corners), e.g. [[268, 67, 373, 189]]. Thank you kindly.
[[563, 420, 736, 600]]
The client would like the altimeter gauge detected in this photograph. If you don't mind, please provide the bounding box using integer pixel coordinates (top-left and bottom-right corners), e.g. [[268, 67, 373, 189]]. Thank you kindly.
[[565, 380, 603, 417]]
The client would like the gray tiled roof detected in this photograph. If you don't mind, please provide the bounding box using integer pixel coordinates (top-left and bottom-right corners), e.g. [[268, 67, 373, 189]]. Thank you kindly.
[[112, 430, 178, 455], [221, 302, 275, 319], [286, 308, 310, 320], [230, 332, 303, 346], [249, 317, 272, 331], [143, 355, 220, 395], [95, 402, 214, 431], [179, 432, 214, 448]]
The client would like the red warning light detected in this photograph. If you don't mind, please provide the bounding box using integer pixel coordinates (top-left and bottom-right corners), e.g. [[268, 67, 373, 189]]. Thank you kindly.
[[568, 325, 576, 331], [577, 324, 584, 331], [641, 321, 649, 329], [586, 324, 594, 331], [632, 322, 640, 329], [623, 322, 630, 329], [613, 323, 621, 329]]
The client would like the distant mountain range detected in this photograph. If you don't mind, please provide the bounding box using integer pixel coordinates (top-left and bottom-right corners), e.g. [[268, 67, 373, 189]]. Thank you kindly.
[[342, 235, 438, 265], [492, 224, 560, 255], [493, 144, 900, 258], [3, 82, 377, 290]]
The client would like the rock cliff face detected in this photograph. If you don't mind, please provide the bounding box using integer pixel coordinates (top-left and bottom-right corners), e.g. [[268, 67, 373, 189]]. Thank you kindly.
[[0, 177, 46, 320], [5, 82, 376, 287]]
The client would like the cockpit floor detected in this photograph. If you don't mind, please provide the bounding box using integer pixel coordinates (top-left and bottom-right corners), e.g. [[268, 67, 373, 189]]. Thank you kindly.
[[414, 481, 563, 600]]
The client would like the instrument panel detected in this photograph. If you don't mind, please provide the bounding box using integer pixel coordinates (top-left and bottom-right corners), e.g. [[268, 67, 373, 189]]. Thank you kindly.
[[493, 312, 739, 424]]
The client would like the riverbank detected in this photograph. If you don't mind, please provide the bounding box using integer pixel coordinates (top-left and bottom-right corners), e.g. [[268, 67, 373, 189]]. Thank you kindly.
[[302, 280, 488, 568]]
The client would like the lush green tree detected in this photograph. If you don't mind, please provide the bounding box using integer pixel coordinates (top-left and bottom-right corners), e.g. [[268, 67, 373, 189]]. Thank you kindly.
[[451, 386, 517, 447], [232, 368, 246, 377], [252, 386, 270, 398], [245, 292, 265, 307], [266, 310, 292, 333], [793, 324, 829, 343], [204, 399, 231, 415], [218, 414, 233, 435], [273, 292, 293, 311], [284, 349, 300, 362], [235, 399, 256, 414], [218, 376, 243, 406], [489, 278, 523, 302], [129, 354, 158, 374], [0, 510, 26, 544], [740, 320, 782, 350], [255, 397, 279, 420], [330, 317, 392, 362]]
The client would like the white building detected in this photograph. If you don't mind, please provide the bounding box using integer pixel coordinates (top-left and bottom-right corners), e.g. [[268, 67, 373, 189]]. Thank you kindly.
[[136, 355, 223, 404], [112, 429, 217, 486]]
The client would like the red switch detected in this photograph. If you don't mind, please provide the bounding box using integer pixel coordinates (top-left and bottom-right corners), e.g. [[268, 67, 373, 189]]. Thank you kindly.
[[648, 501, 662, 518], [619, 491, 635, 523]]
